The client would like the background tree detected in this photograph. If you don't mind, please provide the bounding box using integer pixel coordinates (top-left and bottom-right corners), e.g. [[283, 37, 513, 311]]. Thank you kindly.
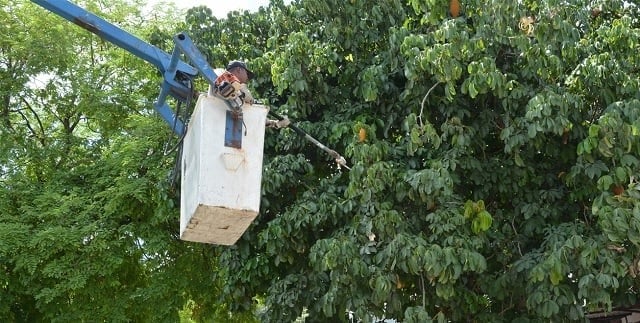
[[0, 1, 250, 322], [185, 0, 640, 321]]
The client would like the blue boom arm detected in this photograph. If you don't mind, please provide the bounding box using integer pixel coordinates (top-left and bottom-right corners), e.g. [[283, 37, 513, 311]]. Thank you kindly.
[[31, 0, 221, 136]]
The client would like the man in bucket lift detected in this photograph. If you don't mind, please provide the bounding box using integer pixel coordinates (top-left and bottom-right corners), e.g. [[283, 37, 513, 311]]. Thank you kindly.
[[213, 60, 289, 129], [214, 60, 255, 104]]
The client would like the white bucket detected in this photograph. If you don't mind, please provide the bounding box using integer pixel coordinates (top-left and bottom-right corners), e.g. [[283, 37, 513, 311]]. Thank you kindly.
[[180, 94, 268, 245]]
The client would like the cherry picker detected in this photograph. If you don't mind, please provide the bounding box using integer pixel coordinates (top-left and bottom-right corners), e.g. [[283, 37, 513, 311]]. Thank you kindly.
[[30, 0, 348, 245]]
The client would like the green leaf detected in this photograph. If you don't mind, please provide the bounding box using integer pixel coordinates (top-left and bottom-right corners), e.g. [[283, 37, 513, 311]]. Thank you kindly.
[[614, 166, 627, 182], [550, 266, 563, 286], [472, 210, 493, 234], [468, 82, 479, 98], [597, 175, 614, 191], [514, 153, 525, 167]]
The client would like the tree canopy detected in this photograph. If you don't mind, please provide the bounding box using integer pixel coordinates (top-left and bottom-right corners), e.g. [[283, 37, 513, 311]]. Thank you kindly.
[[2, 0, 640, 321]]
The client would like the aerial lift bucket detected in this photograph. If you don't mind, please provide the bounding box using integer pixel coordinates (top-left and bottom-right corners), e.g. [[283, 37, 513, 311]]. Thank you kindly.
[[180, 92, 268, 245]]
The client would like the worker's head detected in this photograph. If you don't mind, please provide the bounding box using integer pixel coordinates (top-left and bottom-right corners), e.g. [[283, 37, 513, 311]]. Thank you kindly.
[[226, 60, 254, 83]]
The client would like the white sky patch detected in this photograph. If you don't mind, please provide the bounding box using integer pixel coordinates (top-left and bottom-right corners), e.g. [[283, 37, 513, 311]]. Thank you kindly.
[[145, 0, 274, 18]]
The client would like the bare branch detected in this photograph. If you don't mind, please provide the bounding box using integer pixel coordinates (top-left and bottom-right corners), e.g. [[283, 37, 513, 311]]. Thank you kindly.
[[15, 107, 43, 146], [419, 82, 441, 128]]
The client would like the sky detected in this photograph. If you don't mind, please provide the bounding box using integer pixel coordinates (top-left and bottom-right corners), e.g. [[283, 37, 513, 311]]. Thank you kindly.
[[146, 0, 273, 18]]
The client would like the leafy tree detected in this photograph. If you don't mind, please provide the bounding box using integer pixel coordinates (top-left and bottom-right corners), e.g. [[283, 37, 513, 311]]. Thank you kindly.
[[0, 1, 243, 322], [4, 0, 640, 321], [185, 0, 640, 321]]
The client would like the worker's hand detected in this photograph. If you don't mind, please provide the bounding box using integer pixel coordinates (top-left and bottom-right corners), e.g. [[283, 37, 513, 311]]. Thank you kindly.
[[266, 116, 290, 129], [239, 84, 254, 104], [276, 116, 290, 128]]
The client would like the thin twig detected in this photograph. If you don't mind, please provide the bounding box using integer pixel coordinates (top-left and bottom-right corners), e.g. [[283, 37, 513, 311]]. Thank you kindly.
[[511, 217, 523, 257], [419, 82, 441, 127], [19, 96, 46, 145], [420, 274, 426, 308]]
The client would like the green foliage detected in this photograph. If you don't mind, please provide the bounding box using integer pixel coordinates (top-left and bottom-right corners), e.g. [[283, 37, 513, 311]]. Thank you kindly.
[[4, 0, 640, 321], [0, 1, 235, 322], [192, 0, 640, 321]]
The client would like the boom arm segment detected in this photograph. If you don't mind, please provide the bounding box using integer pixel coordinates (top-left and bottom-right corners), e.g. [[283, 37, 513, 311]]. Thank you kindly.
[[31, 0, 219, 136]]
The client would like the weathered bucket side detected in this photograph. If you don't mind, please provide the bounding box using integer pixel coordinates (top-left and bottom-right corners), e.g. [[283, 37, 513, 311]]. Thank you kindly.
[[180, 94, 268, 245]]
